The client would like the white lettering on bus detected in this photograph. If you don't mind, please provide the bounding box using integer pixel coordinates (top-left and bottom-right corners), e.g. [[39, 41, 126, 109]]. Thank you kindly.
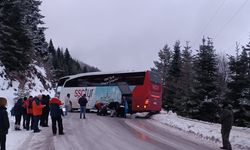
[[103, 76, 119, 85]]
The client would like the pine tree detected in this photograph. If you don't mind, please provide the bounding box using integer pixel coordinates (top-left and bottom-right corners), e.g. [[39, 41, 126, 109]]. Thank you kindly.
[[166, 41, 182, 112], [22, 0, 47, 57], [152, 44, 172, 108], [178, 42, 194, 116], [192, 37, 219, 122], [227, 43, 250, 127], [0, 0, 32, 71], [64, 48, 72, 75]]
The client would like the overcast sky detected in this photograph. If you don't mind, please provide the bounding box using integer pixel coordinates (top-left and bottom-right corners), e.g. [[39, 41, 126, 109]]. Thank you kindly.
[[40, 0, 250, 72]]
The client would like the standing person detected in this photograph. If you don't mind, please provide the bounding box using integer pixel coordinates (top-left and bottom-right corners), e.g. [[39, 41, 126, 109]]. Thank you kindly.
[[40, 95, 50, 127], [32, 97, 44, 133], [13, 98, 23, 130], [22, 97, 28, 129], [64, 94, 70, 116], [220, 103, 234, 150], [78, 94, 88, 119], [49, 97, 64, 135], [44, 95, 51, 127], [121, 96, 128, 118], [25, 96, 33, 130], [0, 97, 10, 150]]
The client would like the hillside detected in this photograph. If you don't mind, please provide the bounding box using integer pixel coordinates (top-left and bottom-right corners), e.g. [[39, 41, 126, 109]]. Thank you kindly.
[[0, 62, 54, 110]]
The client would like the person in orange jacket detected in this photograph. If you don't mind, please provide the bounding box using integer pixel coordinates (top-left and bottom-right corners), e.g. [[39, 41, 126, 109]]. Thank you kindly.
[[22, 97, 28, 129], [32, 96, 45, 133], [24, 96, 33, 130]]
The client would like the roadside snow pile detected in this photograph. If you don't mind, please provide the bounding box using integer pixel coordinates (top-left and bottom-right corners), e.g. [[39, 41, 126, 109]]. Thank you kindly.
[[152, 111, 250, 150]]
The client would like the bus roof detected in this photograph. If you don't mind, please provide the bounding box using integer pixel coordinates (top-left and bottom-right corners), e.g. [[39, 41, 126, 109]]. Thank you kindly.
[[60, 70, 148, 80]]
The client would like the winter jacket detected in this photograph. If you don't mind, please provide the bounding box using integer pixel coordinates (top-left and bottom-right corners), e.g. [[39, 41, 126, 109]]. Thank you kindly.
[[78, 96, 88, 106], [22, 99, 28, 114], [108, 102, 120, 110], [64, 96, 70, 106], [220, 108, 234, 130], [14, 98, 24, 116], [41, 95, 50, 112], [0, 106, 10, 135], [32, 97, 44, 116], [50, 97, 63, 117], [25, 97, 33, 114]]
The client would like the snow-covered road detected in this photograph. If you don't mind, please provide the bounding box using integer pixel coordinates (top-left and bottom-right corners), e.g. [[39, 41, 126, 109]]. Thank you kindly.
[[15, 113, 217, 150]]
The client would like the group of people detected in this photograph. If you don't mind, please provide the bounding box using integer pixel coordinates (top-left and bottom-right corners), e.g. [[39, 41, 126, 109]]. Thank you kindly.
[[11, 95, 64, 135], [95, 96, 129, 118]]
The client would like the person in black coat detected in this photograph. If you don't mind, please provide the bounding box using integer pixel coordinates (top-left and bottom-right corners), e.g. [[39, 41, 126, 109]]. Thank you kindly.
[[40, 95, 50, 127], [108, 101, 119, 117], [220, 103, 234, 150], [78, 94, 88, 119], [13, 98, 24, 130], [49, 97, 64, 135], [0, 97, 10, 150]]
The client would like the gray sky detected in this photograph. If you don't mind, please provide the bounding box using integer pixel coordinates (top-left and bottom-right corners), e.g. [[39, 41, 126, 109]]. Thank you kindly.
[[40, 0, 250, 72]]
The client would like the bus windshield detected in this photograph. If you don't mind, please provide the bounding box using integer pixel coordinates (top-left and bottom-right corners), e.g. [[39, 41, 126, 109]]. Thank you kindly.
[[58, 77, 70, 86]]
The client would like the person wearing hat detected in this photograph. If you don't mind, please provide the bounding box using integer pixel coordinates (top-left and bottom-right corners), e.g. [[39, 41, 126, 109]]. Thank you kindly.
[[220, 103, 234, 150], [0, 97, 10, 150]]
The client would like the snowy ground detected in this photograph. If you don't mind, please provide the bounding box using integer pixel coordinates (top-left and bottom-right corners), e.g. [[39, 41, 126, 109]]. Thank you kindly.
[[151, 111, 250, 150], [5, 111, 250, 150], [6, 116, 31, 150]]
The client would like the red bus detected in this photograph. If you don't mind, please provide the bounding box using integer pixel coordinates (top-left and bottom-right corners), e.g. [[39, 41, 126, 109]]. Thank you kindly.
[[57, 70, 162, 113]]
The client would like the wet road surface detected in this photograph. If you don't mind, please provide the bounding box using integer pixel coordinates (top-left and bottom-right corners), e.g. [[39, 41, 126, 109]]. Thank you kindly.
[[18, 113, 217, 150]]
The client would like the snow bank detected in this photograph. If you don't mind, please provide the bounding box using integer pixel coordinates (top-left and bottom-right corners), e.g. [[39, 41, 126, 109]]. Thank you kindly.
[[0, 64, 55, 110], [0, 65, 20, 110], [152, 111, 250, 150]]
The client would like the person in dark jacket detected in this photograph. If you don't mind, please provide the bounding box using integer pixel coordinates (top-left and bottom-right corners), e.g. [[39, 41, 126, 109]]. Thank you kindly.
[[0, 97, 10, 150], [78, 94, 88, 119], [220, 103, 233, 150], [108, 101, 119, 117], [13, 98, 24, 130], [121, 96, 128, 118], [50, 97, 64, 135], [40, 95, 50, 127]]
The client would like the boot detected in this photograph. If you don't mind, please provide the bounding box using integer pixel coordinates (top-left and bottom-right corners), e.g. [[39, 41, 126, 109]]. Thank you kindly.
[[15, 125, 21, 131]]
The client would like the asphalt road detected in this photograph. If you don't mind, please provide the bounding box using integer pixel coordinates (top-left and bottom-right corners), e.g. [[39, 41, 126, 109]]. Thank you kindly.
[[18, 113, 217, 150]]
